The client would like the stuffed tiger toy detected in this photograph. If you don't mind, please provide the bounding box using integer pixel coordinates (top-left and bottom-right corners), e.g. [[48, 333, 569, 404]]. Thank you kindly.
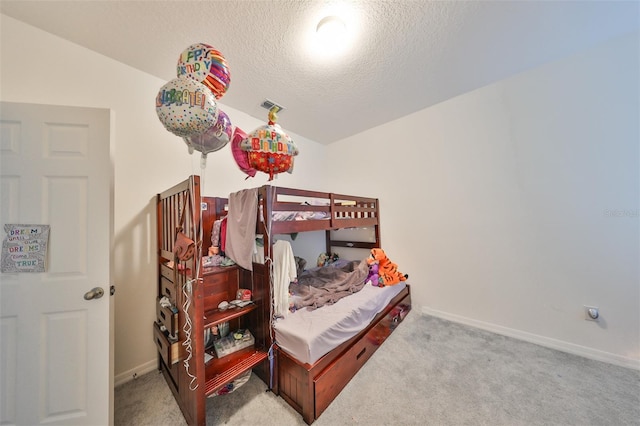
[[367, 248, 408, 286]]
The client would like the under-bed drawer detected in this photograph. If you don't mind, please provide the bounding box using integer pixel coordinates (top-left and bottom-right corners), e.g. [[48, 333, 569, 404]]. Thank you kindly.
[[314, 330, 376, 418], [153, 321, 180, 365], [314, 291, 411, 418]]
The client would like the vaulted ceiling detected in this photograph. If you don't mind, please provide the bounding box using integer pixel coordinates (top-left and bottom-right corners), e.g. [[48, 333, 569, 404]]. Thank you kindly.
[[2, 0, 638, 144]]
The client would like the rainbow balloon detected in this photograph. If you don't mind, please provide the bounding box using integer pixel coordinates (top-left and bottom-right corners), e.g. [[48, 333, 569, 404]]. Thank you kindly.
[[177, 43, 231, 99]]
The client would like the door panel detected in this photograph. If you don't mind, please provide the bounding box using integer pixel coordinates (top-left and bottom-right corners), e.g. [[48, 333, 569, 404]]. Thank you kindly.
[[41, 310, 88, 422], [0, 315, 17, 424], [45, 176, 88, 276], [0, 102, 112, 425]]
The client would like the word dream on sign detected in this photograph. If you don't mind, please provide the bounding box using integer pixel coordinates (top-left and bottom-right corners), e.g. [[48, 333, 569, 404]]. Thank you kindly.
[[1, 224, 50, 273]]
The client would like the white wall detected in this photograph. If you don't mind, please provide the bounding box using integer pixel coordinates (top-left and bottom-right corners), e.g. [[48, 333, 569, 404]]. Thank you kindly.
[[327, 32, 640, 369], [0, 15, 328, 384]]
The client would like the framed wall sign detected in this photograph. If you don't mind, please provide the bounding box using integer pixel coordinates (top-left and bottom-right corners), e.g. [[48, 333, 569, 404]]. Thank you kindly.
[[1, 224, 50, 273]]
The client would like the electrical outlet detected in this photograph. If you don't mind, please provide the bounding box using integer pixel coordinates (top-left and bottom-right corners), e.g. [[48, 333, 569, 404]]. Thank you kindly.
[[584, 305, 600, 321]]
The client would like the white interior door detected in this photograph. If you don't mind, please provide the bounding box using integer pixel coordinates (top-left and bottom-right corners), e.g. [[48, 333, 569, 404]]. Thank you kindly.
[[0, 102, 112, 425]]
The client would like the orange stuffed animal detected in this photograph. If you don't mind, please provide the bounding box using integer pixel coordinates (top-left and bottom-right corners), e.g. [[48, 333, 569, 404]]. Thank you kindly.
[[367, 248, 408, 286]]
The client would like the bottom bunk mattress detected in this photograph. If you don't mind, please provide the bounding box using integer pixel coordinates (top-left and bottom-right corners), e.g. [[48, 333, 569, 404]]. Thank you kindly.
[[274, 281, 407, 365]]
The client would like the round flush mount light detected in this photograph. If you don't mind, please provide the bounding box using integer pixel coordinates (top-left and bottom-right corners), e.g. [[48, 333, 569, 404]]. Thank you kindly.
[[308, 13, 354, 59], [304, 3, 359, 63], [316, 16, 347, 43]]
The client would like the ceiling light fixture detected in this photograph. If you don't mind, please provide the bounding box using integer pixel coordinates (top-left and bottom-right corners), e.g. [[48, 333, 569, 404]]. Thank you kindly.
[[311, 15, 349, 57], [316, 16, 346, 42]]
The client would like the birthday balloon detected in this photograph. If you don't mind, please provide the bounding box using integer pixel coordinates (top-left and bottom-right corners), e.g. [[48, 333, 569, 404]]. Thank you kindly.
[[241, 108, 298, 181], [183, 109, 232, 155], [177, 43, 231, 99], [155, 77, 218, 137], [231, 127, 257, 178]]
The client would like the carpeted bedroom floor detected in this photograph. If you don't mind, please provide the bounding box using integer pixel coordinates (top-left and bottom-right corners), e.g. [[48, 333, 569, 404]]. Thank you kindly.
[[115, 313, 640, 426]]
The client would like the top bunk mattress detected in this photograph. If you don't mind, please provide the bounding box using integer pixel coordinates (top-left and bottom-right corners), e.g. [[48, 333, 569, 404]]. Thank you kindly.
[[274, 281, 406, 365]]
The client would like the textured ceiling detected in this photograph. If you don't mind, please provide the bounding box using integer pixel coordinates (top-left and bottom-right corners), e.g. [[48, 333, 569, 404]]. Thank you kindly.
[[1, 0, 638, 144]]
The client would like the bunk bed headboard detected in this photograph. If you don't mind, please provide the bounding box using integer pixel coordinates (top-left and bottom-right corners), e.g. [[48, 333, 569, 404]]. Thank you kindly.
[[325, 191, 381, 253], [255, 185, 381, 259]]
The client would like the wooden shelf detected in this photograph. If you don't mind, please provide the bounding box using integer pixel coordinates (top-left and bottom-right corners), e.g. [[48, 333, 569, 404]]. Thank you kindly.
[[203, 304, 257, 328], [204, 349, 269, 397]]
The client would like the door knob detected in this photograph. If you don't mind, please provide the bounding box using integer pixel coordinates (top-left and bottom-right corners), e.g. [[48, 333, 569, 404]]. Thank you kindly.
[[84, 287, 105, 300]]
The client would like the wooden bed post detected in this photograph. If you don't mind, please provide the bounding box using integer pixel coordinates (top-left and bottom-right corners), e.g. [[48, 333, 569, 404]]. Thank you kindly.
[[188, 175, 206, 424], [329, 193, 336, 229], [325, 230, 332, 255], [259, 185, 273, 261]]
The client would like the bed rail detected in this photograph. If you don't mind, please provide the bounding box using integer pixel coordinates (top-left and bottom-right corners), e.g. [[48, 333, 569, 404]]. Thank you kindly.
[[256, 185, 381, 259], [259, 186, 379, 234], [156, 175, 202, 278]]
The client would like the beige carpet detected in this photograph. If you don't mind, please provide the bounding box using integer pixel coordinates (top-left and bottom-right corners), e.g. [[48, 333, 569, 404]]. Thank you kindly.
[[115, 313, 640, 425]]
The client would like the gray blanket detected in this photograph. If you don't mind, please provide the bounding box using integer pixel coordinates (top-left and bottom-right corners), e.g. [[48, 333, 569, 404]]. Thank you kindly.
[[225, 188, 258, 271], [289, 259, 369, 310]]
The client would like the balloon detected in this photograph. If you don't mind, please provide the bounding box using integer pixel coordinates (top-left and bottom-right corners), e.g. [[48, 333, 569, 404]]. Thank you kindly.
[[245, 148, 295, 181], [241, 108, 298, 180], [183, 110, 232, 155], [177, 43, 231, 99], [155, 77, 218, 137], [231, 127, 257, 178]]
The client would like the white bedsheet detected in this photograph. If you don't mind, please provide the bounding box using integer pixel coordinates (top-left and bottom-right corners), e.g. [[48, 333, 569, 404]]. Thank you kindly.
[[274, 281, 406, 365]]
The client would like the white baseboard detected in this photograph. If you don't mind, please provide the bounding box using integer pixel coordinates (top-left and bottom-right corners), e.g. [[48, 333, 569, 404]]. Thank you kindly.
[[421, 306, 640, 371], [114, 359, 158, 388]]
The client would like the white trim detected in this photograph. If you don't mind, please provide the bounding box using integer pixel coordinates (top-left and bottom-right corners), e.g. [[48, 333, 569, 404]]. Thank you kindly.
[[114, 359, 158, 388], [421, 307, 640, 371]]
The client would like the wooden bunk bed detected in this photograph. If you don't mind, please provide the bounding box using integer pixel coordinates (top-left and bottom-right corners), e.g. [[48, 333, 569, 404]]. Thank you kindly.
[[254, 185, 412, 424], [155, 176, 411, 425]]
